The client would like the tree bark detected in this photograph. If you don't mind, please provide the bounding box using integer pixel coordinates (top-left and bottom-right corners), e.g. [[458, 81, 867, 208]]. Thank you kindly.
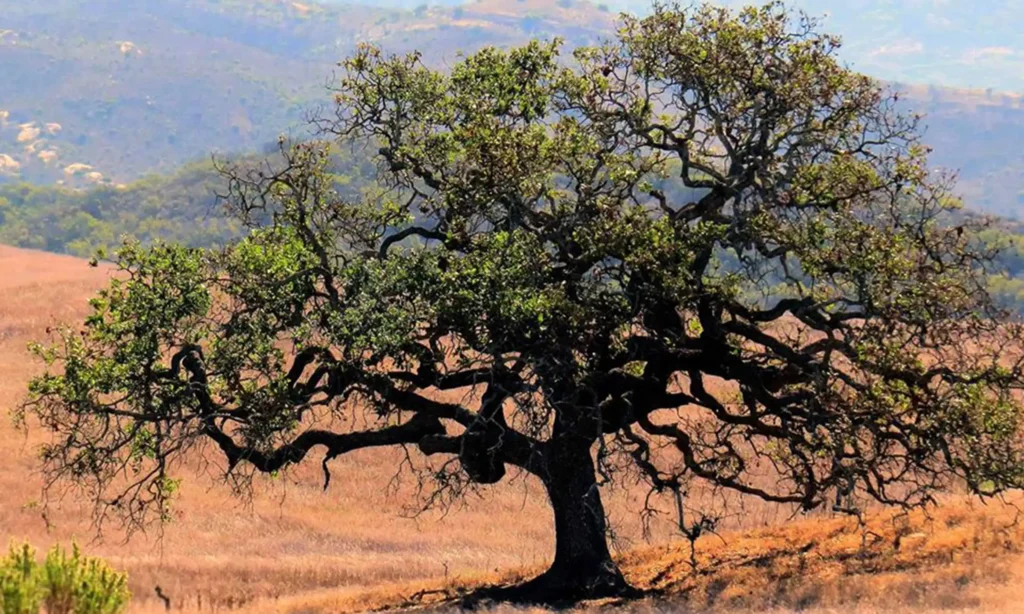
[[520, 441, 634, 601]]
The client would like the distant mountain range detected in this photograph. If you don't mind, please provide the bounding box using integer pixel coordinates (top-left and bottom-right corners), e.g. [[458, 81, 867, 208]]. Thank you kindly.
[[0, 0, 611, 187], [345, 0, 1024, 93], [0, 0, 1021, 217]]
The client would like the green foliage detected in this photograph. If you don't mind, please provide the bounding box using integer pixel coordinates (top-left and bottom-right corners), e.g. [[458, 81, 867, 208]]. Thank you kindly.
[[0, 545, 42, 614], [40, 545, 130, 614], [971, 220, 1024, 313], [0, 162, 238, 256], [0, 150, 374, 256], [0, 544, 129, 614]]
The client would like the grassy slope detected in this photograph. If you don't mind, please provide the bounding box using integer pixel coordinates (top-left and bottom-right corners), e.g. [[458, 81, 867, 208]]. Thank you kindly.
[[286, 504, 1024, 614], [1, 251, 1023, 614], [0, 244, 551, 612]]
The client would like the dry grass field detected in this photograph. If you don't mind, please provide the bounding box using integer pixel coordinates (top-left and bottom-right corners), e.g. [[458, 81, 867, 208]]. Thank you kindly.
[[2, 243, 1024, 613]]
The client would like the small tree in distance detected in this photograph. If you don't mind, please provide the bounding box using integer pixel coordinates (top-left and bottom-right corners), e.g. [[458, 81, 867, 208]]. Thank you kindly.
[[23, 1, 1024, 601]]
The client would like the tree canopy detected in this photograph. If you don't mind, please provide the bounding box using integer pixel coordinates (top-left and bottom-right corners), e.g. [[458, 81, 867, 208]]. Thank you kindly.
[[23, 1, 1024, 601]]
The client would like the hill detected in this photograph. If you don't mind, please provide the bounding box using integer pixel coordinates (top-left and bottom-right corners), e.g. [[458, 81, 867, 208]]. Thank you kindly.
[[0, 162, 239, 256], [906, 86, 1024, 219], [1, 244, 1023, 613], [0, 0, 612, 188], [0, 147, 380, 256], [0, 0, 1022, 217]]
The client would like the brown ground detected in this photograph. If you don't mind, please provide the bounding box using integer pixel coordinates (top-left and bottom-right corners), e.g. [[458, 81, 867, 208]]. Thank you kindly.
[[1, 243, 1023, 613]]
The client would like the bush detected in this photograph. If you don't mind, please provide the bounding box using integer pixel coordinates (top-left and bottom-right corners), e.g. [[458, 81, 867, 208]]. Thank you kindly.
[[0, 543, 129, 614], [0, 545, 41, 614]]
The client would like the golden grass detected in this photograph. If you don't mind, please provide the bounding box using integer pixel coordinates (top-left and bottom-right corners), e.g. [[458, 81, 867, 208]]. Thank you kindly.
[[165, 501, 1024, 614], [2, 244, 1024, 613]]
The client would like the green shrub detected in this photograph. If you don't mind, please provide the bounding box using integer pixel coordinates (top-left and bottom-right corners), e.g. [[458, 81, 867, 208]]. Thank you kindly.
[[0, 543, 129, 614], [0, 545, 42, 614]]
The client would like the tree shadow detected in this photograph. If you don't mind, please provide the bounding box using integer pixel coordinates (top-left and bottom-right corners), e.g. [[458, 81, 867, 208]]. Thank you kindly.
[[392, 580, 659, 612]]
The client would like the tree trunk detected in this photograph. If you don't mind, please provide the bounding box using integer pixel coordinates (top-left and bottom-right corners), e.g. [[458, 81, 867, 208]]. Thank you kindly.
[[521, 442, 634, 601]]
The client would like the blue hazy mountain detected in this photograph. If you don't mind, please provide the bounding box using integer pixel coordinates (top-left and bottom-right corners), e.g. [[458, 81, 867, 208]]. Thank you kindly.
[[327, 0, 1024, 92], [0, 0, 1021, 217]]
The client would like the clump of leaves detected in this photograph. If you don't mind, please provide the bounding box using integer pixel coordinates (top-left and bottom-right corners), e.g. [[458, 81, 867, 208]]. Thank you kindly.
[[0, 543, 129, 614]]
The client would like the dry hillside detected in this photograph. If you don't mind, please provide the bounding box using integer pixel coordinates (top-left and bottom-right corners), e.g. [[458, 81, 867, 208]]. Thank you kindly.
[[2, 244, 1024, 613]]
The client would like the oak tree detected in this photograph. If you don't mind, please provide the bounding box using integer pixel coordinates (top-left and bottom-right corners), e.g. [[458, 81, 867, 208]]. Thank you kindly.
[[24, 2, 1024, 601]]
